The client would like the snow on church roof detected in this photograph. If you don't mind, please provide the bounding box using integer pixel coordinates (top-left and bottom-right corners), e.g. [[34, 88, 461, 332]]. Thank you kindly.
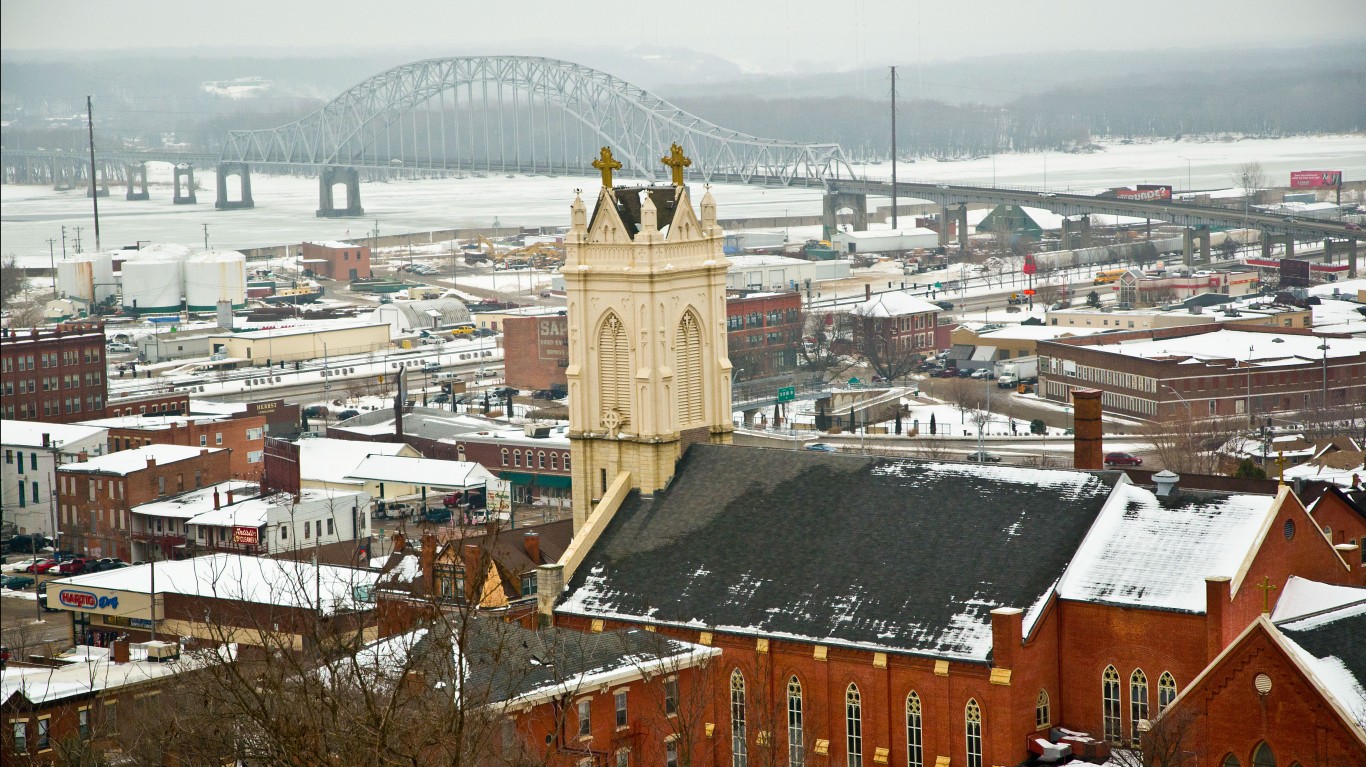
[[558, 444, 1122, 663], [1056, 483, 1274, 613], [1274, 583, 1366, 729]]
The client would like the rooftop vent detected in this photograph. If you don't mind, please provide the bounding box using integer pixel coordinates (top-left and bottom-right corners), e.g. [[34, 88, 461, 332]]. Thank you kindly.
[[1153, 470, 1180, 497]]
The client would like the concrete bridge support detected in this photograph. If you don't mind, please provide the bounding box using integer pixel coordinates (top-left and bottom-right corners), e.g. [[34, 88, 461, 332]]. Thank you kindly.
[[52, 160, 78, 192], [126, 162, 149, 200], [1182, 226, 1210, 267], [173, 164, 198, 205], [1349, 238, 1359, 279], [823, 191, 868, 237], [956, 205, 969, 250], [215, 162, 255, 210], [317, 166, 364, 218], [1060, 215, 1093, 249], [1261, 233, 1295, 260], [86, 165, 110, 198]]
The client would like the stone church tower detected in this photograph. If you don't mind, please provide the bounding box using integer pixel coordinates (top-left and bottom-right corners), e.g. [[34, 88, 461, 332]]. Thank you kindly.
[[563, 148, 734, 530]]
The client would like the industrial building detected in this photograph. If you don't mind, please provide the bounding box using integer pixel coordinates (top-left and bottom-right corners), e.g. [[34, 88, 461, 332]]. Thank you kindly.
[[208, 322, 391, 364]]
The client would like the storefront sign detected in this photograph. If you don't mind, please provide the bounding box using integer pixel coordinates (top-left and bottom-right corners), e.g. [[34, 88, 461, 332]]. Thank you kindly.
[[59, 589, 118, 610], [233, 526, 260, 546]]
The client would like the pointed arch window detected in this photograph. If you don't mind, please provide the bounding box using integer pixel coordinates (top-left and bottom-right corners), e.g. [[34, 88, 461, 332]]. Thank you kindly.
[[1035, 689, 1051, 729], [1102, 665, 1122, 744], [845, 684, 862, 767], [964, 699, 982, 767], [730, 670, 747, 767], [598, 313, 630, 429], [1221, 756, 1241, 767], [905, 692, 922, 767], [1251, 743, 1276, 767], [1157, 672, 1178, 714], [675, 311, 703, 426], [1130, 669, 1149, 745], [787, 677, 804, 767]]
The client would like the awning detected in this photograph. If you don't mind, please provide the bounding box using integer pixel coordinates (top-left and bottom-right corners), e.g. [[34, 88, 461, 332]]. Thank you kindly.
[[499, 472, 572, 489]]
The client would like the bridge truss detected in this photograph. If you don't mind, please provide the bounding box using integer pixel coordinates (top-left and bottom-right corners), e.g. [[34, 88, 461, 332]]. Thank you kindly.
[[221, 56, 854, 185]]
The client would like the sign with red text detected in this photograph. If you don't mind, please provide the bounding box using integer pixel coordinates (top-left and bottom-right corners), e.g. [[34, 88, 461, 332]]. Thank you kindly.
[[1290, 171, 1341, 189]]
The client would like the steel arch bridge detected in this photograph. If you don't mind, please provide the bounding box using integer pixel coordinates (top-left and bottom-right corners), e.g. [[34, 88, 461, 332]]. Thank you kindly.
[[220, 56, 854, 186]]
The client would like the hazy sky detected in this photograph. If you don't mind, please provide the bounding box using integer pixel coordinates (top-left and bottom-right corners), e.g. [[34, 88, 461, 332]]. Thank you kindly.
[[4, 0, 1363, 72]]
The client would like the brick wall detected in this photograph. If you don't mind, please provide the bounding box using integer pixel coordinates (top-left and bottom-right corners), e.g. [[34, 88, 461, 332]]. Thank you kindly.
[[301, 241, 371, 281], [0, 323, 107, 423], [107, 416, 267, 480]]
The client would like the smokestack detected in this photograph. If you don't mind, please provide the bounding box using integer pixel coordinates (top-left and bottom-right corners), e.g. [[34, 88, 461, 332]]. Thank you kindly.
[[213, 489, 221, 510], [1071, 388, 1103, 470], [226, 488, 235, 505], [523, 531, 541, 564], [865, 284, 872, 302]]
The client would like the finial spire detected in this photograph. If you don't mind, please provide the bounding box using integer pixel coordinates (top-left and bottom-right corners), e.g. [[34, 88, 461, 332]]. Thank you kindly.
[[661, 143, 692, 186], [592, 147, 622, 188]]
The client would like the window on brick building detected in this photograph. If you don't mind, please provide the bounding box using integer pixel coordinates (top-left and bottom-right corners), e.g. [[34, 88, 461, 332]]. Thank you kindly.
[[964, 699, 982, 767], [665, 739, 679, 767], [731, 670, 747, 767], [1157, 672, 1177, 713], [1102, 666, 1122, 744], [1129, 669, 1148, 745], [788, 677, 805, 767], [12, 720, 27, 753], [615, 690, 628, 728], [1221, 756, 1241, 767], [501, 449, 509, 467], [577, 698, 592, 737], [1251, 743, 1276, 767], [845, 684, 862, 767], [664, 677, 678, 716], [904, 691, 921, 767]]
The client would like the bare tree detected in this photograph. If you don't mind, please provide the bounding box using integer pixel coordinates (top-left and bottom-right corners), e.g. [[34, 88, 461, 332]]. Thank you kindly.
[[795, 307, 855, 378], [1140, 415, 1241, 475], [849, 314, 924, 383], [1109, 707, 1201, 767], [1233, 162, 1268, 199], [1, 254, 28, 305]]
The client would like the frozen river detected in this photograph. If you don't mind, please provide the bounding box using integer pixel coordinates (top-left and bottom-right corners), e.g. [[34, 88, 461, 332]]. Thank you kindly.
[[3, 134, 1363, 267]]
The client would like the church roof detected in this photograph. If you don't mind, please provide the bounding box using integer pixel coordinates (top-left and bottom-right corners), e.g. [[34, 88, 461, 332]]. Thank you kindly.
[[1275, 590, 1366, 726], [1056, 483, 1274, 613], [557, 444, 1123, 663]]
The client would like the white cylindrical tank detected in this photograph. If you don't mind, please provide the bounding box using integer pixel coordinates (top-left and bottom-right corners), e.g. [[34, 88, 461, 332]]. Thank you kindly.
[[185, 250, 247, 311], [121, 257, 184, 314], [55, 252, 116, 304]]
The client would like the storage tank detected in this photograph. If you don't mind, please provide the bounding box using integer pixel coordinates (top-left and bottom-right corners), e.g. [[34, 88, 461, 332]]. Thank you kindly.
[[185, 250, 247, 311], [56, 252, 116, 304], [121, 256, 184, 314]]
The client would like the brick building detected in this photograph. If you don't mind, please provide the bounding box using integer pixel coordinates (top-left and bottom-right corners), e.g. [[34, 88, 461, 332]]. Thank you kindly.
[[81, 412, 269, 480], [503, 313, 569, 392], [55, 444, 232, 560], [301, 240, 371, 281], [0, 323, 107, 423], [1037, 325, 1366, 422], [726, 291, 802, 382], [103, 391, 189, 418]]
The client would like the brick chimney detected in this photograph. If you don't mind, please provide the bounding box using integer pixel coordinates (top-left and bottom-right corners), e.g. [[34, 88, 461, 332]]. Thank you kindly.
[[989, 607, 1024, 672], [226, 489, 235, 505], [213, 489, 221, 510], [523, 531, 541, 564], [865, 284, 872, 301], [418, 533, 438, 593], [146, 456, 157, 470], [462, 544, 482, 603], [1205, 576, 1231, 663], [1071, 388, 1103, 470], [112, 638, 130, 664]]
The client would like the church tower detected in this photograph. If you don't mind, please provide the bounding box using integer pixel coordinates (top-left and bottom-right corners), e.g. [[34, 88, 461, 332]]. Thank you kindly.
[[563, 146, 734, 530]]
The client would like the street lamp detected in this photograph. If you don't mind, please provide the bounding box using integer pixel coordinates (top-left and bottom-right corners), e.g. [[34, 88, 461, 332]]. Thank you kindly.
[[1162, 384, 1193, 419], [1318, 342, 1330, 416], [1246, 345, 1255, 430]]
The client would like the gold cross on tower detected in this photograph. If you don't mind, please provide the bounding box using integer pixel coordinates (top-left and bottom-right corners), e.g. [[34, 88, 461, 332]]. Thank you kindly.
[[592, 146, 622, 188], [661, 143, 692, 186], [1255, 575, 1278, 613]]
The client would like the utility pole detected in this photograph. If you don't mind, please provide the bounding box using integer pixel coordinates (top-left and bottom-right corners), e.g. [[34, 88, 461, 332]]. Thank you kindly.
[[47, 238, 58, 300], [86, 96, 102, 252], [61, 225, 68, 260], [73, 226, 84, 255], [889, 65, 898, 231], [202, 223, 210, 251]]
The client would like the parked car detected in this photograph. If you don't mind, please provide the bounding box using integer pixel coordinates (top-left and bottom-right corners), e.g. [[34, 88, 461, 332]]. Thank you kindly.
[[336, 409, 360, 421], [421, 507, 453, 524], [1104, 452, 1143, 466], [805, 443, 838, 452], [1346, 222, 1362, 231], [956, 368, 974, 378], [421, 362, 442, 373], [933, 368, 959, 379], [493, 386, 520, 399], [57, 558, 89, 575], [5, 534, 52, 554], [91, 558, 126, 572], [533, 389, 564, 400], [431, 392, 450, 404], [36, 582, 56, 611], [473, 328, 496, 338], [23, 559, 58, 574], [964, 451, 1002, 463], [303, 405, 328, 418], [970, 368, 989, 379], [1, 574, 36, 590]]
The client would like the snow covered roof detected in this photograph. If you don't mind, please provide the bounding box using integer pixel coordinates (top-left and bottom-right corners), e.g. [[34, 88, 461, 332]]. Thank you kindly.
[[0, 645, 193, 707], [56, 444, 225, 475], [558, 444, 1123, 663], [1274, 585, 1366, 731], [851, 291, 942, 318], [727, 254, 810, 268], [1068, 328, 1366, 364], [1056, 483, 1274, 613], [839, 227, 938, 240], [132, 480, 259, 520], [1019, 206, 1066, 230], [1272, 577, 1366, 624], [221, 321, 389, 341], [346, 455, 495, 489], [976, 324, 1104, 341], [296, 437, 414, 485], [0, 419, 107, 449], [52, 553, 378, 616], [77, 413, 231, 430], [304, 240, 362, 249]]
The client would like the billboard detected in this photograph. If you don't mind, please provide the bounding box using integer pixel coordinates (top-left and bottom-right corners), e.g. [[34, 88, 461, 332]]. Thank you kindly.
[[1280, 258, 1311, 288], [233, 526, 260, 546], [1116, 186, 1172, 201], [1290, 170, 1342, 189]]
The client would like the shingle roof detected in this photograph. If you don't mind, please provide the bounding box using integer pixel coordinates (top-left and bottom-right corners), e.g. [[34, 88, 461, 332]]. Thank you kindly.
[[1276, 598, 1366, 725], [558, 444, 1122, 663]]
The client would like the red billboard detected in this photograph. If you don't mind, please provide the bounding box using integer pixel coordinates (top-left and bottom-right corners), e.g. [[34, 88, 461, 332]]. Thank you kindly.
[[1290, 170, 1342, 189], [233, 526, 260, 546], [1116, 186, 1171, 201]]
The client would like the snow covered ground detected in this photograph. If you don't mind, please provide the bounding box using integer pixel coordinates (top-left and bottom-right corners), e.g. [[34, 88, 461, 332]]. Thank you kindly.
[[5, 135, 1363, 267]]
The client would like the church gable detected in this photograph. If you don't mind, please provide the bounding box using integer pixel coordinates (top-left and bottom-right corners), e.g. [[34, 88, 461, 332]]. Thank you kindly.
[[557, 444, 1122, 662], [665, 186, 704, 243]]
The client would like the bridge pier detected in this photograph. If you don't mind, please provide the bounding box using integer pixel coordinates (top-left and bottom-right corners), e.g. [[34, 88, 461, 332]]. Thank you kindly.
[[86, 165, 110, 198], [1261, 233, 1295, 260], [823, 191, 867, 237], [126, 162, 149, 200], [956, 206, 969, 250], [1182, 226, 1210, 267], [173, 164, 198, 205], [1061, 215, 1094, 249], [1349, 238, 1358, 279], [52, 160, 78, 192], [317, 166, 364, 218], [215, 162, 255, 210]]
